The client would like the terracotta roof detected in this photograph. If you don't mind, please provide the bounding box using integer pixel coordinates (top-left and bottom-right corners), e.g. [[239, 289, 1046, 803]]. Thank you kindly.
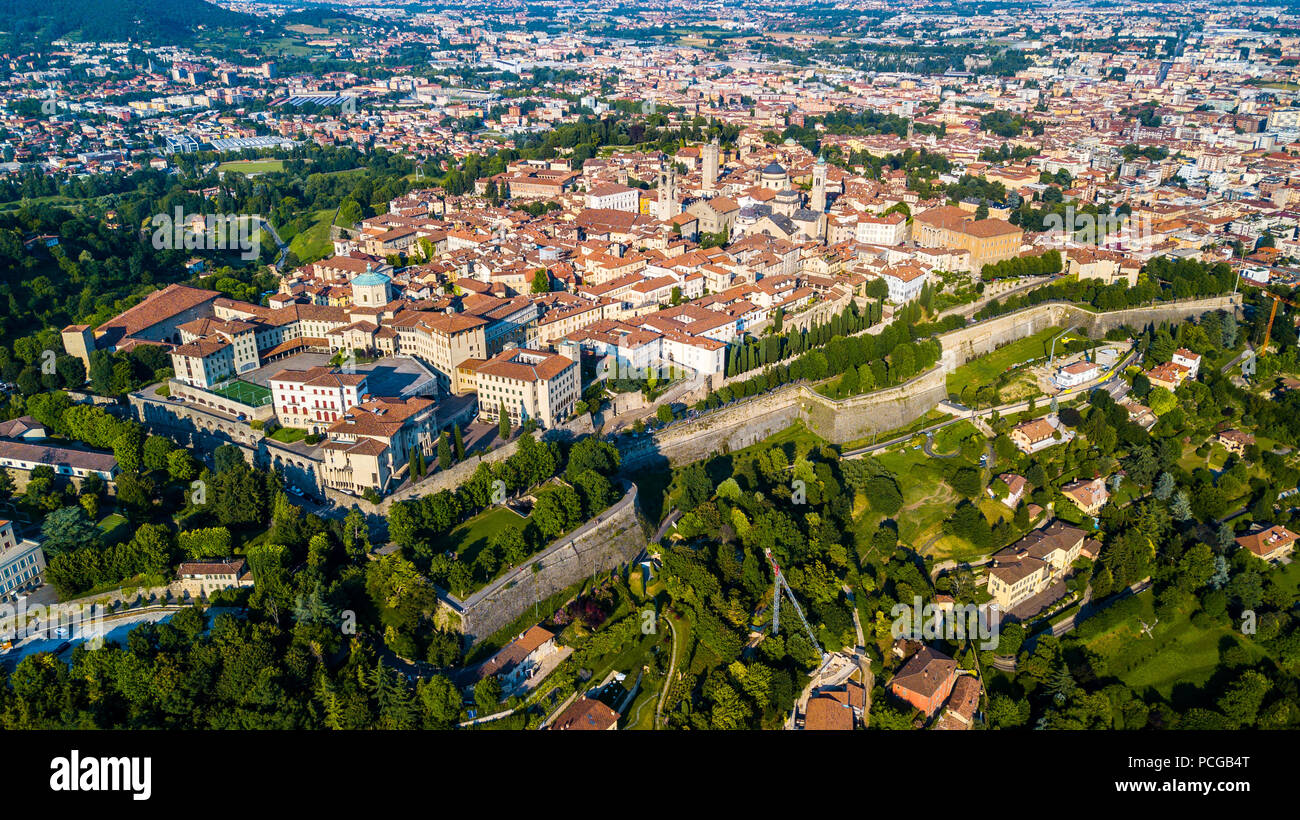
[[549, 697, 619, 730], [890, 646, 958, 700], [934, 675, 981, 730], [477, 625, 555, 680], [805, 695, 854, 730], [270, 365, 367, 388], [326, 397, 434, 439], [1014, 417, 1057, 443], [97, 284, 221, 338], [177, 558, 248, 577], [1235, 525, 1297, 558], [475, 348, 573, 383]]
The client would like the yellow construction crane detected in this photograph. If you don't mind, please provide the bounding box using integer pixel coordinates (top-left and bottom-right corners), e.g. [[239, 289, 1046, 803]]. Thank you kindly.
[[1261, 290, 1300, 351]]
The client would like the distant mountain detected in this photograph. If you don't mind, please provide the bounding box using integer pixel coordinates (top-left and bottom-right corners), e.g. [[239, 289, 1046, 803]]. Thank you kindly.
[[0, 0, 254, 46]]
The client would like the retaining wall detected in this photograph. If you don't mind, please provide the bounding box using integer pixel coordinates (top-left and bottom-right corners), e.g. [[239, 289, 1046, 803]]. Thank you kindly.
[[621, 295, 1242, 468], [450, 482, 647, 644], [938, 295, 1241, 373]]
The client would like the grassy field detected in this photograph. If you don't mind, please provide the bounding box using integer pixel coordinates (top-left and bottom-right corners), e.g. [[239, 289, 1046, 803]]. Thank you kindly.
[[855, 446, 957, 550], [849, 429, 1019, 563], [0, 194, 80, 212], [211, 379, 272, 407], [1178, 440, 1232, 473], [98, 513, 129, 544], [450, 505, 528, 567], [747, 420, 828, 458], [931, 419, 983, 456], [695, 420, 830, 487], [946, 325, 1066, 400], [269, 427, 307, 444], [288, 208, 338, 263], [1078, 587, 1281, 700], [217, 159, 285, 175]]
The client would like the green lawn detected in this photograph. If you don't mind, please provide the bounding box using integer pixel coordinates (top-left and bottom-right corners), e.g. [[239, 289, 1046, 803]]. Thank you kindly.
[[690, 420, 831, 492], [217, 159, 285, 175], [623, 683, 661, 730], [946, 325, 1066, 400], [98, 513, 129, 544], [269, 426, 307, 443], [0, 194, 78, 212], [931, 419, 983, 455], [855, 446, 955, 549], [850, 438, 1015, 563], [450, 505, 528, 567], [744, 419, 828, 459], [1079, 590, 1270, 699], [210, 379, 272, 407], [288, 208, 337, 263], [1178, 440, 1231, 473]]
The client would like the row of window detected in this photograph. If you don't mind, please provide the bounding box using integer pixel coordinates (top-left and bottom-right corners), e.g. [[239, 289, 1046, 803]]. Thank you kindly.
[[1, 553, 40, 592]]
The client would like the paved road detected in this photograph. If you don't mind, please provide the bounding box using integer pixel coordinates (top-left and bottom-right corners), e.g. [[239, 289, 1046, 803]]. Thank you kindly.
[[1220, 346, 1254, 375], [930, 555, 995, 581], [256, 217, 289, 270], [652, 508, 682, 543], [844, 584, 865, 648], [921, 430, 959, 459], [995, 578, 1154, 670]]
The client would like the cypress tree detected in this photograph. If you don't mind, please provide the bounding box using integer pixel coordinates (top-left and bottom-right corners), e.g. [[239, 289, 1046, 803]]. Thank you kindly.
[[438, 433, 452, 471]]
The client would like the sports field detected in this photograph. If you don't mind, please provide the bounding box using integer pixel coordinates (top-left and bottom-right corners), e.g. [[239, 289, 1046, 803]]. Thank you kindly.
[[212, 379, 272, 407]]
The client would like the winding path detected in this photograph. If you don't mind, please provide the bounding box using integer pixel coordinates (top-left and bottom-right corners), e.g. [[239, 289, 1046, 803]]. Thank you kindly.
[[654, 613, 680, 729]]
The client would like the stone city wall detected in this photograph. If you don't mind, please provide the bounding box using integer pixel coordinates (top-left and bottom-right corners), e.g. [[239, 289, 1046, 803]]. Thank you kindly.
[[450, 481, 646, 644]]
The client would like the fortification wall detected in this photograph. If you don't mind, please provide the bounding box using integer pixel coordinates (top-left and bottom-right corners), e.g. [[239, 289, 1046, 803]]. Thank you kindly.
[[620, 364, 949, 468], [453, 483, 646, 644], [622, 295, 1243, 468], [620, 387, 804, 469], [800, 366, 949, 442], [938, 294, 1242, 373]]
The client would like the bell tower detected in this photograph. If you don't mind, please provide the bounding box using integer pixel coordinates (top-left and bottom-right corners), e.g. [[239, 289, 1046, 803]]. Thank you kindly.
[[702, 140, 719, 191], [810, 155, 828, 213], [657, 156, 678, 221]]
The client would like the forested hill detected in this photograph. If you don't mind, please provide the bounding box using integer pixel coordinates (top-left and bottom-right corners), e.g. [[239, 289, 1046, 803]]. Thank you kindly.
[[0, 0, 254, 47]]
